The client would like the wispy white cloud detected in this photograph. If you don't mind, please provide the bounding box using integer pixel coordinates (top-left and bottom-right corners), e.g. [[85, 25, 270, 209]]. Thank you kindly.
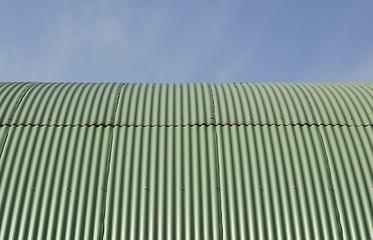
[[1, 1, 373, 82]]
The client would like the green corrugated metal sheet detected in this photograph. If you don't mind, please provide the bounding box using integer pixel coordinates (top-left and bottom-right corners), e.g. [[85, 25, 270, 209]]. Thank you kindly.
[[0, 127, 9, 161], [114, 83, 215, 126], [210, 83, 317, 125], [0, 82, 34, 124], [4, 83, 372, 126], [0, 126, 111, 239], [216, 125, 341, 239], [298, 84, 373, 125], [319, 126, 372, 239], [11, 83, 122, 125], [0, 83, 372, 239], [104, 126, 222, 239]]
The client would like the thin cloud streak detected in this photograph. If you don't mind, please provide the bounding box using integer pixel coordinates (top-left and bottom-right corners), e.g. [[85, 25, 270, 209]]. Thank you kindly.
[[0, 1, 372, 82]]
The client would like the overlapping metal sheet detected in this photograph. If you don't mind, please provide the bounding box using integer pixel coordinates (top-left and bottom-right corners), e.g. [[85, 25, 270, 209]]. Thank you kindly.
[[319, 126, 372, 239], [114, 83, 215, 126], [4, 83, 372, 126], [0, 127, 9, 160], [0, 126, 111, 239], [104, 126, 222, 239], [0, 82, 34, 124], [216, 125, 341, 239], [210, 83, 317, 125], [0, 83, 372, 239], [11, 83, 122, 125], [298, 84, 373, 125]]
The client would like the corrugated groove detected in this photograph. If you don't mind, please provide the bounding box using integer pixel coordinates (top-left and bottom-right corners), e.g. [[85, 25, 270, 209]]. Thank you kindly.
[[295, 83, 343, 238], [114, 83, 215, 126], [217, 125, 346, 239], [100, 83, 124, 240], [0, 83, 34, 124], [207, 83, 224, 239], [298, 83, 372, 125], [103, 126, 222, 239], [1, 125, 371, 239], [0, 126, 112, 239], [0, 83, 372, 240], [1, 83, 372, 126], [11, 83, 121, 125], [209, 83, 317, 125], [319, 126, 373, 239], [0, 123, 371, 128], [0, 82, 36, 173]]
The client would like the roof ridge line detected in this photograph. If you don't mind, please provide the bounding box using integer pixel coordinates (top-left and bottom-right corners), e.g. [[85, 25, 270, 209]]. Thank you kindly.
[[0, 123, 371, 128]]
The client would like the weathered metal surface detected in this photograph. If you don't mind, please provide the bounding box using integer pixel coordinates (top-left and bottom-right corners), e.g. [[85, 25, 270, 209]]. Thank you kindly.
[[0, 83, 371, 239]]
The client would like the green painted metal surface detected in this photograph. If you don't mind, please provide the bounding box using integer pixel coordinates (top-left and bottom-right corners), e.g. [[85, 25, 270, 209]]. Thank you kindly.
[[0, 83, 372, 239], [104, 126, 222, 239], [12, 83, 122, 125], [216, 126, 340, 239], [114, 83, 215, 126], [210, 83, 317, 125], [320, 126, 372, 239], [0, 82, 34, 124], [298, 84, 372, 125], [0, 126, 111, 239]]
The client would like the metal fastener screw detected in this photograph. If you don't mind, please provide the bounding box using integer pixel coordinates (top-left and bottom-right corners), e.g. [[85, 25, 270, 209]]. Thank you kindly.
[[29, 186, 35, 191], [257, 186, 263, 191], [144, 187, 149, 191], [178, 187, 185, 191]]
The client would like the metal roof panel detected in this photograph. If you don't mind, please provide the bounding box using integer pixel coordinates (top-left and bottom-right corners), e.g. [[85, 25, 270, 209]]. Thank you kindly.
[[11, 83, 122, 125], [0, 83, 371, 239]]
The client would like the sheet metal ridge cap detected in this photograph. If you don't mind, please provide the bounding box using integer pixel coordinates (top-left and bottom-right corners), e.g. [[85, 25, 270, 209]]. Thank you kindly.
[[3, 82, 373, 85], [0, 123, 371, 128]]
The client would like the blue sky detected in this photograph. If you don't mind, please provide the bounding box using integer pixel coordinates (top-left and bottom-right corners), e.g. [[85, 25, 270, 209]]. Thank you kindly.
[[1, 1, 373, 83]]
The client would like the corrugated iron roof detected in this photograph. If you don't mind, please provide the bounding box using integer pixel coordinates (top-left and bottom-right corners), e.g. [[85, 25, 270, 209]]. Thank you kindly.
[[3, 83, 372, 126], [0, 83, 372, 239], [11, 83, 122, 125], [0, 82, 34, 124]]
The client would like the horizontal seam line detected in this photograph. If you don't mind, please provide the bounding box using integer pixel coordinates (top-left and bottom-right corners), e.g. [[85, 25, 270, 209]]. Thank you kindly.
[[0, 123, 371, 127]]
